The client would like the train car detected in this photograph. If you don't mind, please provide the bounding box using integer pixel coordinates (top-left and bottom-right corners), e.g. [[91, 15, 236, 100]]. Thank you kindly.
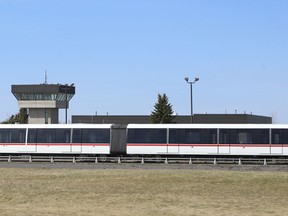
[[0, 124, 113, 155], [126, 124, 288, 156], [1, 123, 288, 157]]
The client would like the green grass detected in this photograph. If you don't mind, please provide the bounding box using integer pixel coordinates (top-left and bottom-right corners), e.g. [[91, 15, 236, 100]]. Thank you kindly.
[[0, 168, 287, 216]]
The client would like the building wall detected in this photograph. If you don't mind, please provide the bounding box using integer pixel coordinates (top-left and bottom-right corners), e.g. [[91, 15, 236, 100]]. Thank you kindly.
[[28, 108, 59, 124], [18, 100, 67, 109], [72, 114, 272, 124], [12, 84, 75, 124]]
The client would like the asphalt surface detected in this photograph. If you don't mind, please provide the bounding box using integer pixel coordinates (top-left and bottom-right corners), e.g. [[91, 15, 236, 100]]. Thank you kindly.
[[0, 162, 288, 172]]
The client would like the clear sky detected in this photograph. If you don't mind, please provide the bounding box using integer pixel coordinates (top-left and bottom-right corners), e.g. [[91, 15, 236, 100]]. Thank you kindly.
[[1, 0, 288, 123]]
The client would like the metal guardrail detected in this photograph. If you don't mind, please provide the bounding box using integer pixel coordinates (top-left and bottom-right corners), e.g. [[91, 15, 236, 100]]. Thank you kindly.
[[0, 155, 288, 165]]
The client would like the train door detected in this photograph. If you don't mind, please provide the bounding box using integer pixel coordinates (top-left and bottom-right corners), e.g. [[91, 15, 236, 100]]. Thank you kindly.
[[218, 129, 230, 155], [26, 129, 37, 152], [271, 144, 283, 155], [167, 143, 179, 154], [167, 129, 179, 154], [271, 129, 283, 155], [167, 145, 179, 154], [71, 129, 82, 153]]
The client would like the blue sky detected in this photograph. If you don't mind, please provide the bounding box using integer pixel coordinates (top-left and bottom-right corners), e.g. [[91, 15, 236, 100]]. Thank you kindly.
[[0, 0, 288, 123]]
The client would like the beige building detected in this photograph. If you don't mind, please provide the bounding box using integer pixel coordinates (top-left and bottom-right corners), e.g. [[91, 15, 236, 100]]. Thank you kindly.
[[12, 84, 75, 124]]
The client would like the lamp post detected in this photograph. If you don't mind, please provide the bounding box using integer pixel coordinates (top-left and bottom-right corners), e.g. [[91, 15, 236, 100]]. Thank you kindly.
[[185, 77, 199, 123]]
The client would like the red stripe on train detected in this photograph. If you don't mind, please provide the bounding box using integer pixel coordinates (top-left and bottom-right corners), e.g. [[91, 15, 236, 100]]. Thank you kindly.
[[1, 143, 110, 146], [127, 143, 288, 147]]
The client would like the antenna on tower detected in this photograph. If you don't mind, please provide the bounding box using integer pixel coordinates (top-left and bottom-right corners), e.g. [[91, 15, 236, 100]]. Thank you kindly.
[[44, 70, 48, 84]]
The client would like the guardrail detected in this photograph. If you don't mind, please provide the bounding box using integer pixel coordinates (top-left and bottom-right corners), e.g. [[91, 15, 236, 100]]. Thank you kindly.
[[0, 155, 288, 165]]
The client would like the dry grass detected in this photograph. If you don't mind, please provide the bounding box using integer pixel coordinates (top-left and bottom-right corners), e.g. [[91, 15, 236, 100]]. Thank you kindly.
[[0, 167, 287, 216]]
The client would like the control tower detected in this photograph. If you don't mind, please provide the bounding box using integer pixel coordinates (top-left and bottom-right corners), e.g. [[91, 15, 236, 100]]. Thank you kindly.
[[11, 84, 75, 124]]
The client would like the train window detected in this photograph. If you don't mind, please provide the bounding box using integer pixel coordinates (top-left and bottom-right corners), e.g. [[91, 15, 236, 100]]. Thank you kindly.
[[127, 129, 167, 144], [72, 129, 82, 143], [0, 129, 26, 143], [220, 129, 269, 144], [219, 130, 229, 144], [238, 132, 252, 144], [35, 129, 71, 143], [272, 129, 288, 144], [169, 129, 217, 144], [80, 129, 110, 143], [28, 129, 36, 143]]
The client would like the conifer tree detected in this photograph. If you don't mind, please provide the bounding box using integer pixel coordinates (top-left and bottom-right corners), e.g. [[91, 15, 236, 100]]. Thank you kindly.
[[151, 93, 174, 123], [1, 108, 28, 124]]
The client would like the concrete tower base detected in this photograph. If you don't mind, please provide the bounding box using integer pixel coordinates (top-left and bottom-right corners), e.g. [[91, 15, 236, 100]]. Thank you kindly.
[[28, 108, 59, 124]]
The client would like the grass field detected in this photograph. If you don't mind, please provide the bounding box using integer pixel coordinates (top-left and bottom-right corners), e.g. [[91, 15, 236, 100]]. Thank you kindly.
[[0, 167, 288, 216]]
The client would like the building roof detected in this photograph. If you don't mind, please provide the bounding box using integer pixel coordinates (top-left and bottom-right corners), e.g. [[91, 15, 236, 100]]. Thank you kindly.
[[11, 84, 75, 94], [72, 114, 272, 124], [11, 84, 75, 101]]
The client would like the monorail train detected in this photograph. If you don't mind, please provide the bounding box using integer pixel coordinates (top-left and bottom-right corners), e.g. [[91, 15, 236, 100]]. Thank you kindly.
[[1, 123, 288, 156]]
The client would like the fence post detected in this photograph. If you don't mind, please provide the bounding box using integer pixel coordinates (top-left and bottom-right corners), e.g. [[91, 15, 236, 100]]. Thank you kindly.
[[165, 158, 168, 164], [238, 158, 242, 165]]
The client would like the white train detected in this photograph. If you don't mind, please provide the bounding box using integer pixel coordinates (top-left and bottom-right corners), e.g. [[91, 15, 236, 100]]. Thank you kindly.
[[0, 123, 288, 156]]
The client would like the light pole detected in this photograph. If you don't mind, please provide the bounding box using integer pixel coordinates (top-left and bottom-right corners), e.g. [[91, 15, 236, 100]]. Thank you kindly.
[[185, 77, 199, 123]]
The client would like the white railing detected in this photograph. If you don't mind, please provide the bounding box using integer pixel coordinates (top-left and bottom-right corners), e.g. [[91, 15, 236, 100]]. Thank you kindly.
[[0, 155, 288, 165]]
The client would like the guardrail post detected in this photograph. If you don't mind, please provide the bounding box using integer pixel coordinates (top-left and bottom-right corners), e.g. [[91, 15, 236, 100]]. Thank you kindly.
[[95, 157, 98, 163], [141, 157, 145, 164], [51, 156, 54, 163], [73, 157, 76, 163], [29, 156, 32, 163], [238, 158, 242, 165], [8, 156, 11, 163], [118, 157, 121, 164], [264, 158, 267, 166], [189, 158, 193, 165], [165, 158, 168, 164], [214, 158, 217, 165]]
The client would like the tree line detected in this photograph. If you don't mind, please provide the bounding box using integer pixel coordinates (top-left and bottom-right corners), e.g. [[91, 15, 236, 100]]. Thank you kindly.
[[1, 108, 28, 124]]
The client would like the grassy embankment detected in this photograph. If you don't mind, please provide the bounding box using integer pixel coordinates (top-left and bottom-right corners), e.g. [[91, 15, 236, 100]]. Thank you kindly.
[[0, 168, 287, 216]]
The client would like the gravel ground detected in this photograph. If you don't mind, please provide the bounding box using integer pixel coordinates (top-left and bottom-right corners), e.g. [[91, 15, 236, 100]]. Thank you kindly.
[[0, 162, 288, 172]]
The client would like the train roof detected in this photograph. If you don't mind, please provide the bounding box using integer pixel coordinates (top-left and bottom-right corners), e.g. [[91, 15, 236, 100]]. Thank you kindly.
[[127, 124, 288, 129], [2, 123, 288, 130], [0, 124, 113, 129]]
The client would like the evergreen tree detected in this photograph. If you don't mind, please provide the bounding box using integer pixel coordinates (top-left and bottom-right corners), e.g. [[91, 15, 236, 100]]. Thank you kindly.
[[1, 108, 28, 124], [18, 108, 28, 123], [151, 93, 174, 123]]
